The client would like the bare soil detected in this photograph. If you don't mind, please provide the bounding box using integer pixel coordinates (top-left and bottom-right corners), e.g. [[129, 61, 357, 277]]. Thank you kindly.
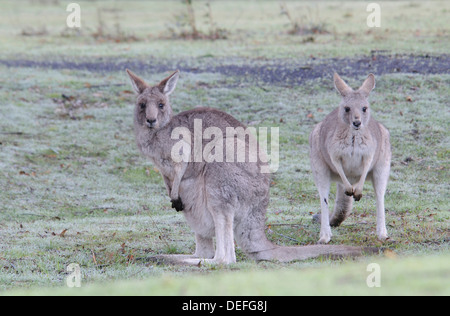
[[1, 53, 449, 86]]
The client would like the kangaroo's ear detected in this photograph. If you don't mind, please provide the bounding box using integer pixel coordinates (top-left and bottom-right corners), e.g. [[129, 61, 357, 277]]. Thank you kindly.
[[334, 73, 353, 97], [126, 69, 148, 94], [358, 73, 376, 97], [159, 70, 180, 96]]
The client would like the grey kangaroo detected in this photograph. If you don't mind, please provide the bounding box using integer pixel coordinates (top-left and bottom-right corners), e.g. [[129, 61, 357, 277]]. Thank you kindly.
[[126, 69, 373, 265], [309, 73, 391, 244]]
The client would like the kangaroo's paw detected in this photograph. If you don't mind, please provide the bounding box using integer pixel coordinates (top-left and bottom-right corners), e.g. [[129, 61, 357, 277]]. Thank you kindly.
[[353, 193, 363, 201], [353, 186, 363, 201], [171, 197, 184, 212], [344, 187, 354, 197]]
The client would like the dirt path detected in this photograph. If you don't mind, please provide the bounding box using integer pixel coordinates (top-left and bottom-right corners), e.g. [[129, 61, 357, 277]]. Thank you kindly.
[[1, 53, 448, 86]]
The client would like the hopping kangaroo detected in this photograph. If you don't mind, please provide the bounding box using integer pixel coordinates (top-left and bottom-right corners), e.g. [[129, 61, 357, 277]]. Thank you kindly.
[[126, 69, 372, 265], [309, 73, 391, 244]]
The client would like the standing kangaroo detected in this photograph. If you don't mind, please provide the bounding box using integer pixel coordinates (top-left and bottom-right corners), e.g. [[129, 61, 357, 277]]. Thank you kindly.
[[309, 73, 391, 244], [126, 69, 373, 265]]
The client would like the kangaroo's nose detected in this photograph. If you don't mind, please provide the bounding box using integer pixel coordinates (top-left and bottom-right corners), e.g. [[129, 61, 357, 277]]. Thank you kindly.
[[146, 119, 157, 127], [353, 120, 361, 128]]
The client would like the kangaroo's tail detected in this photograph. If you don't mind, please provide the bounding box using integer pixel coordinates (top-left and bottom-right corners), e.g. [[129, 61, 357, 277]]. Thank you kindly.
[[241, 202, 377, 263], [329, 183, 354, 227], [248, 243, 379, 263]]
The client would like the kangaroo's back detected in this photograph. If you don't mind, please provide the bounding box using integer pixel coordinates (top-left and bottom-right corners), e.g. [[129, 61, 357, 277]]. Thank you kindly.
[[172, 107, 247, 131]]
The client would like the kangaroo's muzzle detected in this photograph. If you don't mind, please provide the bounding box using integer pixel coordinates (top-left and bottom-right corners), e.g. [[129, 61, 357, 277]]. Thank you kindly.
[[146, 119, 157, 129]]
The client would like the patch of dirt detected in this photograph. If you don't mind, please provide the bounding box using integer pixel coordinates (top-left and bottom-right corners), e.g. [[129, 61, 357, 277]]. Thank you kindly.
[[1, 53, 448, 86]]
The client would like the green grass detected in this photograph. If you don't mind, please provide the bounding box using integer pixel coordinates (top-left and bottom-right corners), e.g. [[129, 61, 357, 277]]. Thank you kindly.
[[0, 0, 449, 295], [0, 0, 449, 59], [5, 255, 450, 296]]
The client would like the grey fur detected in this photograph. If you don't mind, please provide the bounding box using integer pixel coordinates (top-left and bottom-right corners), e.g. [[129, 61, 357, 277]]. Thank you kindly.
[[126, 69, 371, 265], [309, 73, 391, 244]]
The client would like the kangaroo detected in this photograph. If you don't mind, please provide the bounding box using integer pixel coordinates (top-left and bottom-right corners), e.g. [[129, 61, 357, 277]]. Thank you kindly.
[[309, 73, 391, 244], [126, 69, 375, 265]]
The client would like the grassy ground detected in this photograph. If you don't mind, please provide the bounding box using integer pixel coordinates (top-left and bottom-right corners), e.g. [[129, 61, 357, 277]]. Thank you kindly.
[[5, 255, 450, 296], [0, 1, 449, 294], [0, 0, 448, 59]]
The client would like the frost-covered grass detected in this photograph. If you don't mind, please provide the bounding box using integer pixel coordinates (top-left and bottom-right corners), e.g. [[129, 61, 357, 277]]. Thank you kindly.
[[0, 0, 449, 294], [1, 66, 448, 292]]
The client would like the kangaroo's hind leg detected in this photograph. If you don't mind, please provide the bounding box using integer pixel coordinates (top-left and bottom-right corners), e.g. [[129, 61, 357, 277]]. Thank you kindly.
[[311, 168, 333, 244], [310, 151, 333, 244], [194, 234, 215, 259], [207, 208, 236, 264], [372, 165, 390, 241]]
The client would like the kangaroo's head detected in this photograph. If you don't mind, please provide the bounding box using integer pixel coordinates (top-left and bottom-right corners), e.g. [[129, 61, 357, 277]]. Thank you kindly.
[[334, 73, 376, 131], [126, 69, 180, 132]]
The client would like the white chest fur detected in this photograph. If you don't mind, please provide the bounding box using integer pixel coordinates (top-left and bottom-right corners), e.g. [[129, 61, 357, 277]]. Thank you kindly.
[[332, 132, 375, 180]]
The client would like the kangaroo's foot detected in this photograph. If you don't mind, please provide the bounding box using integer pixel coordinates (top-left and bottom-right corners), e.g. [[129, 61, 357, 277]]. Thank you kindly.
[[145, 254, 201, 266], [318, 226, 332, 244], [377, 227, 389, 242]]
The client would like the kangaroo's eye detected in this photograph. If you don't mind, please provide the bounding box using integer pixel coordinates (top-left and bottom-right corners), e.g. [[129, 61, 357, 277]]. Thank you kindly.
[[139, 103, 146, 110], [362, 107, 368, 113], [344, 107, 351, 113], [159, 103, 165, 109]]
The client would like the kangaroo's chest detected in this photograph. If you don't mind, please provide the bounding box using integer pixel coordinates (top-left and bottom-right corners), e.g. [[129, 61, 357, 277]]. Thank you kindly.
[[136, 130, 177, 180], [333, 134, 375, 177], [150, 157, 175, 179]]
